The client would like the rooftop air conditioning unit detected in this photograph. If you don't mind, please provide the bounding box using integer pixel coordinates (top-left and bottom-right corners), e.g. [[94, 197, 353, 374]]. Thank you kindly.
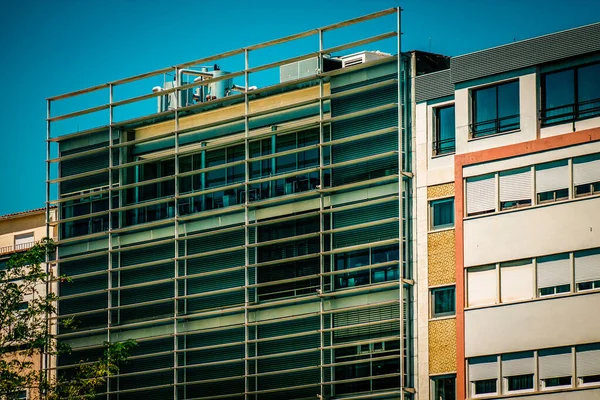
[[340, 51, 391, 68], [280, 56, 342, 83]]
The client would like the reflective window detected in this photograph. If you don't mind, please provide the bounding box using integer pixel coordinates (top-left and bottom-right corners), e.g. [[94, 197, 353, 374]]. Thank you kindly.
[[434, 105, 455, 155], [472, 81, 520, 137]]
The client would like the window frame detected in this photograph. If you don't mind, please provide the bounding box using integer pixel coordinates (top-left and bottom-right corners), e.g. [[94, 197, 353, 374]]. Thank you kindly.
[[430, 285, 456, 319], [429, 197, 455, 231], [541, 61, 600, 127], [433, 104, 456, 156], [430, 374, 456, 400], [470, 79, 520, 138]]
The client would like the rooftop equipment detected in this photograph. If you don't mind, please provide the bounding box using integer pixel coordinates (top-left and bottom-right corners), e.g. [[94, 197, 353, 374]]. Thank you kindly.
[[280, 56, 342, 83], [340, 51, 391, 68]]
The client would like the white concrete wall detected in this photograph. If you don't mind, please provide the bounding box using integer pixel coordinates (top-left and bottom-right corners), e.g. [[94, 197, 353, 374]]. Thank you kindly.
[[464, 196, 600, 267], [510, 388, 600, 400], [465, 291, 600, 357]]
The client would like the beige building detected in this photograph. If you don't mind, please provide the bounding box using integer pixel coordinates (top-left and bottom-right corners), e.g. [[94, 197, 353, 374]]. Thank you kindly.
[[0, 207, 57, 400]]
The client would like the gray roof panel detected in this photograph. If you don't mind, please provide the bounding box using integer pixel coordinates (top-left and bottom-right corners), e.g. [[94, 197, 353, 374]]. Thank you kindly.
[[414, 69, 453, 103]]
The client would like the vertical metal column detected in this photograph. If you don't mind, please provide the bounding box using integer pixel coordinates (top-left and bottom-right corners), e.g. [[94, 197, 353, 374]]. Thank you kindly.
[[44, 99, 52, 398], [173, 67, 181, 400], [243, 48, 250, 400], [317, 27, 325, 399], [107, 83, 114, 399], [396, 6, 405, 400]]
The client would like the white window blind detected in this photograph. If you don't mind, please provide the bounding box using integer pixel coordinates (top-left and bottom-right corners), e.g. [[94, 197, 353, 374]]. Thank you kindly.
[[537, 254, 571, 289], [536, 160, 569, 193], [502, 352, 534, 377], [574, 249, 600, 284], [577, 344, 600, 377], [15, 232, 34, 246], [501, 260, 533, 302], [539, 348, 572, 379], [500, 168, 531, 202], [466, 174, 496, 215], [467, 266, 497, 307], [573, 154, 600, 186], [469, 356, 498, 381]]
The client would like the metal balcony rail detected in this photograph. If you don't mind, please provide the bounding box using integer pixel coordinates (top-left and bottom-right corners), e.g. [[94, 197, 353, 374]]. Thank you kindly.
[[541, 97, 600, 126], [432, 137, 456, 155], [470, 113, 520, 138]]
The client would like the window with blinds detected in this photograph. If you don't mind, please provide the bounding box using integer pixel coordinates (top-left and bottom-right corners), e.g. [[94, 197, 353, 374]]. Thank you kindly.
[[500, 260, 533, 303], [468, 356, 498, 396], [535, 160, 569, 204], [502, 352, 534, 392], [536, 254, 571, 297], [576, 343, 600, 385], [539, 347, 573, 389], [573, 153, 600, 197], [575, 248, 600, 291], [466, 174, 496, 217], [467, 266, 497, 307], [499, 167, 532, 210]]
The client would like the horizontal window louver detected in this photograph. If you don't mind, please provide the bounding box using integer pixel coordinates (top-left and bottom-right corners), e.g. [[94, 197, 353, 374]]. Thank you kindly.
[[187, 251, 244, 275], [183, 362, 245, 383], [332, 155, 397, 186], [119, 353, 174, 374], [331, 73, 397, 95], [121, 387, 174, 400], [539, 347, 572, 379], [187, 269, 244, 294], [536, 160, 569, 192], [333, 201, 397, 229], [331, 109, 397, 141], [259, 316, 320, 338], [575, 248, 600, 284], [332, 132, 398, 164], [60, 273, 107, 296], [184, 380, 245, 398], [187, 229, 244, 255], [257, 351, 320, 374], [58, 346, 104, 367], [577, 343, 600, 377], [499, 168, 531, 202], [121, 243, 174, 267], [187, 291, 244, 312], [537, 254, 571, 288], [186, 344, 244, 366], [60, 293, 105, 314], [466, 174, 496, 215], [331, 80, 397, 117], [333, 303, 400, 342], [60, 255, 107, 277], [502, 352, 534, 376], [118, 302, 173, 324], [258, 334, 320, 357], [257, 368, 320, 390], [573, 153, 600, 185], [469, 355, 498, 381], [119, 282, 173, 305], [333, 222, 399, 249], [118, 370, 173, 391], [120, 262, 173, 286]]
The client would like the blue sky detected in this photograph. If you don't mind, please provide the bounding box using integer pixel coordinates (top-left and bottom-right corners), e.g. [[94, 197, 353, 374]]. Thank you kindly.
[[0, 0, 599, 216]]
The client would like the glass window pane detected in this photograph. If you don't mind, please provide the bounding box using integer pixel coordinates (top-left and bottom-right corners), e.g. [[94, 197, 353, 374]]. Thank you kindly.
[[543, 69, 575, 125], [431, 198, 454, 229], [578, 63, 600, 119], [432, 286, 456, 317], [436, 105, 455, 154], [498, 81, 520, 131], [474, 86, 497, 125], [433, 376, 456, 400]]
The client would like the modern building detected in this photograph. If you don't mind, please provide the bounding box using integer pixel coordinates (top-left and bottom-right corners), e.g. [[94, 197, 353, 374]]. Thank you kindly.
[[0, 207, 58, 400], [45, 7, 600, 400], [415, 21, 600, 400]]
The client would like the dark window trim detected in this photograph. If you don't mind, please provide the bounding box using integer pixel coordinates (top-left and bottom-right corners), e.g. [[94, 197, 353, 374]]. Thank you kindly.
[[470, 80, 520, 138], [433, 104, 456, 156], [541, 61, 600, 127]]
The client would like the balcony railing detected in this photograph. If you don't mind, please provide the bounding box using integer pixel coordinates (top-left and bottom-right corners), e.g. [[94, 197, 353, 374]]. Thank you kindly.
[[432, 137, 456, 156], [541, 97, 600, 126], [470, 114, 520, 138], [0, 241, 35, 255]]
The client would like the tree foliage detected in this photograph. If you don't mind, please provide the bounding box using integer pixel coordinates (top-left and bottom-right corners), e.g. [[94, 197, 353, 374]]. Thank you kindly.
[[0, 238, 135, 399]]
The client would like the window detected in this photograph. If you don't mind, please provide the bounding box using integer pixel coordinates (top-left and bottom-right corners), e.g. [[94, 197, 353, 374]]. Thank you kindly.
[[573, 154, 600, 197], [469, 356, 498, 396], [472, 80, 520, 137], [433, 105, 455, 155], [430, 198, 454, 230], [541, 62, 600, 126], [467, 265, 497, 307], [466, 174, 496, 216], [535, 160, 569, 203], [500, 260, 533, 302], [502, 352, 534, 393], [499, 168, 531, 210], [14, 232, 34, 251], [539, 347, 573, 390], [431, 286, 455, 318], [577, 344, 600, 386], [575, 249, 600, 291], [537, 254, 571, 297], [431, 375, 456, 400]]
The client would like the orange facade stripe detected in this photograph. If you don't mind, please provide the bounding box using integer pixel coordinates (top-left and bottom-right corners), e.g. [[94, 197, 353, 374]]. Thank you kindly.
[[454, 126, 600, 400]]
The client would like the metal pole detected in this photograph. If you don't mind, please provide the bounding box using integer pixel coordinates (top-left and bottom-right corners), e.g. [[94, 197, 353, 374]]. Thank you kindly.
[[174, 66, 180, 400], [243, 48, 250, 400], [107, 83, 114, 400], [396, 7, 405, 400], [44, 99, 51, 400], [317, 27, 325, 399]]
